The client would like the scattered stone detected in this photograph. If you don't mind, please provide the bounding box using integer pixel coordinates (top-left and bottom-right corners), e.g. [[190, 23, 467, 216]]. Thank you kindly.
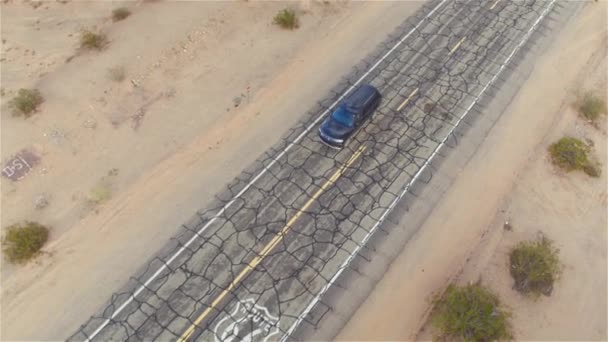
[[503, 220, 512, 231], [233, 96, 242, 108], [34, 194, 49, 210], [164, 87, 176, 98], [48, 129, 67, 145], [83, 118, 97, 129]]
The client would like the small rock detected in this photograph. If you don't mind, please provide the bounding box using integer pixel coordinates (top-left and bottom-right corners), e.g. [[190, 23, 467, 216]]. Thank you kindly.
[[34, 194, 49, 209], [83, 118, 97, 129], [233, 96, 242, 108]]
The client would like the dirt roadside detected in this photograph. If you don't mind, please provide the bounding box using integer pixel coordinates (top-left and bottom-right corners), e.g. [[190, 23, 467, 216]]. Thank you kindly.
[[1, 1, 424, 340], [337, 2, 607, 341]]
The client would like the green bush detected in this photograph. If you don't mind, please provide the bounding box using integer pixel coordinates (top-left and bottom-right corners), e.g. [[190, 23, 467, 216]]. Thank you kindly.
[[431, 283, 512, 342], [80, 30, 107, 50], [8, 88, 44, 117], [548, 137, 601, 177], [112, 7, 131, 22], [273, 9, 299, 30], [510, 236, 561, 297], [578, 92, 606, 122], [2, 222, 49, 264]]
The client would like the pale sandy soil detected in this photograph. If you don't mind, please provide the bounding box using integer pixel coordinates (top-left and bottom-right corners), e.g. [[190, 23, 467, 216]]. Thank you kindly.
[[337, 2, 607, 341], [0, 0, 424, 340]]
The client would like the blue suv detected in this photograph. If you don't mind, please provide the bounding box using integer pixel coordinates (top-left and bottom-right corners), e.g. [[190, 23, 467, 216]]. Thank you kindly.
[[318, 84, 381, 149]]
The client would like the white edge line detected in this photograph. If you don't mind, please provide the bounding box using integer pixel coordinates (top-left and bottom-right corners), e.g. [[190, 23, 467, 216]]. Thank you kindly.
[[83, 0, 449, 340], [280, 1, 556, 341]]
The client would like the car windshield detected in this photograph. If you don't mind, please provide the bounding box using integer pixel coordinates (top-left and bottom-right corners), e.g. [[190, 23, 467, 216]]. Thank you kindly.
[[331, 106, 355, 127]]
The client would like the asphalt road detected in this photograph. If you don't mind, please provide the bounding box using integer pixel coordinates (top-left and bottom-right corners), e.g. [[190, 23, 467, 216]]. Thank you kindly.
[[71, 0, 556, 341]]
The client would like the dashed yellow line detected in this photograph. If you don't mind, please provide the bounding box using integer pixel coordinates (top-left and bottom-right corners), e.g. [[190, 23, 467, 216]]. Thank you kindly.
[[397, 88, 419, 111], [449, 36, 466, 55], [490, 0, 501, 10], [177, 145, 367, 342]]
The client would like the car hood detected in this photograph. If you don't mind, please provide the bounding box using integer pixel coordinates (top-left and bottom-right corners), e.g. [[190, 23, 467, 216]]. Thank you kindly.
[[320, 119, 354, 139]]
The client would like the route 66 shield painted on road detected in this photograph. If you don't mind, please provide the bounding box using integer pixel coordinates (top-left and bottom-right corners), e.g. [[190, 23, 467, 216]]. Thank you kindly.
[[213, 298, 280, 342]]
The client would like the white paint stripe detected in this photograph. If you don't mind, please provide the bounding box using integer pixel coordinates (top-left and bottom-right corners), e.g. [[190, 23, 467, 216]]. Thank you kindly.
[[281, 1, 555, 340], [83, 1, 449, 340]]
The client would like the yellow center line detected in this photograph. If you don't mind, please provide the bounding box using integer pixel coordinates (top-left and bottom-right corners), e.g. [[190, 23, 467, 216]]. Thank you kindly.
[[449, 36, 466, 55], [397, 88, 419, 111], [490, 0, 501, 10], [178, 145, 367, 342]]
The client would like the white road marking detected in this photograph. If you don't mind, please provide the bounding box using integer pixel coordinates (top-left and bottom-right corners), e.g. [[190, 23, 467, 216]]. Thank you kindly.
[[83, 0, 450, 340], [281, 1, 556, 340]]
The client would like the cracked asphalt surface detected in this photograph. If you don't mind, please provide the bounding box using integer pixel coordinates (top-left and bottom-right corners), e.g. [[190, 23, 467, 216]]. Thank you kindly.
[[71, 0, 558, 341]]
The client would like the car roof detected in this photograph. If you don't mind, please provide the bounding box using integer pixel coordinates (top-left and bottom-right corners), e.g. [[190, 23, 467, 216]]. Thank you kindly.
[[343, 84, 378, 112]]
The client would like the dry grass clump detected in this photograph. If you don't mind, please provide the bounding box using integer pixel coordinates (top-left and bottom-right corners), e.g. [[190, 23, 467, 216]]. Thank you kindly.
[[2, 221, 49, 264], [80, 29, 107, 50], [87, 183, 111, 205], [112, 7, 131, 22], [577, 92, 606, 123], [548, 137, 601, 177], [9, 88, 44, 117], [108, 65, 126, 82], [431, 283, 512, 342], [273, 9, 299, 29], [510, 236, 561, 297]]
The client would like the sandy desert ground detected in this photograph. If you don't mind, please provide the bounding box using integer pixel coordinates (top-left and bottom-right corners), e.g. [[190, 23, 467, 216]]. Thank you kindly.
[[1, 0, 426, 340], [337, 1, 607, 341]]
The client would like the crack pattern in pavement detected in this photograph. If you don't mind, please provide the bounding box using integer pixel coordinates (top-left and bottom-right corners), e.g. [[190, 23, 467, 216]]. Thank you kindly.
[[70, 1, 558, 341]]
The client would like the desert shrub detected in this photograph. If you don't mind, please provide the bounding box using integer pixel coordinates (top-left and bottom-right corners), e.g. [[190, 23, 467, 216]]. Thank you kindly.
[[2, 221, 49, 263], [548, 137, 601, 177], [87, 183, 111, 205], [273, 9, 299, 29], [510, 236, 561, 297], [578, 92, 606, 122], [8, 88, 44, 117], [108, 65, 126, 82], [431, 283, 511, 342], [112, 7, 131, 22], [80, 30, 107, 50]]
